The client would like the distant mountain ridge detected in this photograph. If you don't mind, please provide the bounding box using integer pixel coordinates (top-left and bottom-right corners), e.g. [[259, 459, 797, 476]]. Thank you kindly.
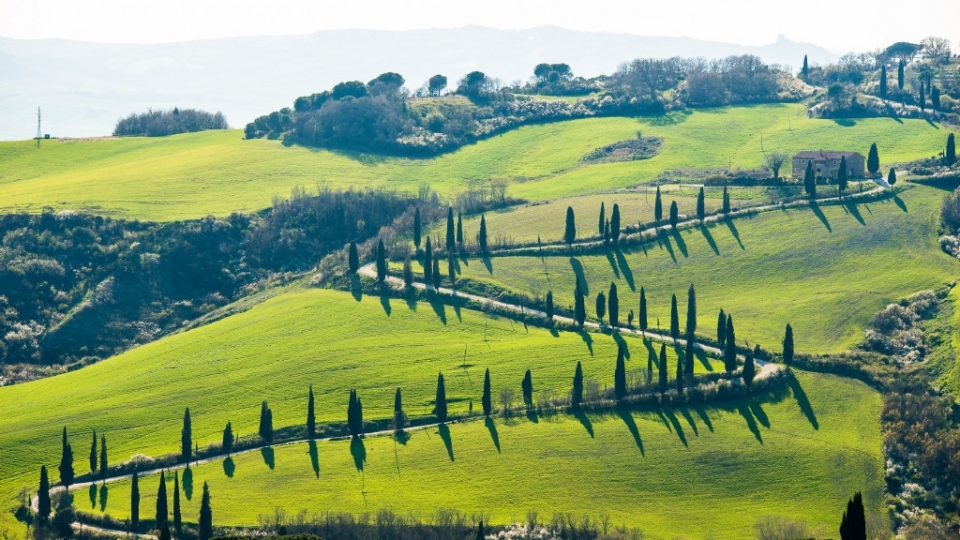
[[0, 26, 839, 140]]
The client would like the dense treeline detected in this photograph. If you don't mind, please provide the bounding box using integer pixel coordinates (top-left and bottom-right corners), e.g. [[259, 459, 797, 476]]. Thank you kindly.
[[113, 108, 228, 137], [0, 189, 416, 371]]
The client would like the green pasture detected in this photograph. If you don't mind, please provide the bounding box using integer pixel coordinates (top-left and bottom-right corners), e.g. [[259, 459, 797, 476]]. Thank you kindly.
[[85, 371, 882, 540]]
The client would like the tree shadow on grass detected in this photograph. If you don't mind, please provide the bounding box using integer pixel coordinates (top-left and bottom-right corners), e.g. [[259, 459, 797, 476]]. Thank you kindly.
[[663, 409, 688, 447], [579, 329, 594, 356], [789, 373, 820, 430], [698, 224, 720, 255], [893, 194, 908, 212], [842, 200, 866, 225], [656, 230, 677, 263], [261, 447, 275, 470], [671, 229, 688, 257], [737, 403, 763, 444], [614, 250, 636, 291], [569, 257, 589, 296], [182, 468, 193, 500], [482, 255, 494, 275], [429, 297, 448, 325], [617, 410, 645, 456], [379, 292, 392, 317], [308, 440, 320, 478], [484, 417, 501, 453], [749, 400, 770, 429], [350, 436, 366, 472], [395, 429, 410, 446], [611, 332, 631, 359], [438, 424, 454, 461], [724, 218, 746, 248], [604, 251, 620, 279], [88, 484, 97, 509], [692, 405, 714, 432], [694, 347, 713, 371], [679, 408, 699, 437], [575, 410, 594, 438], [526, 408, 539, 424], [222, 457, 235, 478], [809, 201, 832, 232], [405, 293, 418, 313], [350, 275, 363, 302], [99, 484, 108, 511]]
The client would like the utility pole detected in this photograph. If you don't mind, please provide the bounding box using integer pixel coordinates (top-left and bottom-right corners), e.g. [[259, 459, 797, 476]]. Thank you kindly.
[[36, 107, 42, 148]]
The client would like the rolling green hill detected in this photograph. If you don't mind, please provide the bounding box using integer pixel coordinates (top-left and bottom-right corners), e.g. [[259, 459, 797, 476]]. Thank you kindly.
[[0, 104, 952, 221]]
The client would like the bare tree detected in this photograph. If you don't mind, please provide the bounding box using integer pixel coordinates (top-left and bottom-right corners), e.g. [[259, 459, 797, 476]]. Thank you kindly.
[[499, 388, 516, 413], [764, 152, 788, 181], [489, 178, 508, 205], [920, 37, 952, 65], [616, 57, 682, 100]]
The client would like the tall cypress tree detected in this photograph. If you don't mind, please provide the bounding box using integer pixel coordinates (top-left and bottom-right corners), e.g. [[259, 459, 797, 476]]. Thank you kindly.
[[37, 465, 51, 523], [482, 368, 492, 416], [446, 207, 455, 251], [611, 203, 621, 244], [258, 401, 271, 443], [478, 215, 488, 252], [897, 59, 904, 90], [837, 155, 848, 195], [413, 208, 422, 250], [608, 283, 619, 327], [782, 324, 794, 366], [947, 133, 956, 166], [658, 344, 668, 392], [198, 482, 213, 540], [670, 293, 680, 339], [596, 291, 606, 323], [742, 347, 756, 387], [804, 160, 816, 197], [348, 241, 359, 274], [59, 427, 74, 489], [669, 201, 679, 228], [801, 55, 808, 78], [307, 385, 316, 439], [696, 187, 705, 221], [89, 430, 98, 475], [99, 434, 108, 481], [447, 253, 455, 287], [684, 331, 695, 383], [722, 183, 731, 213], [919, 82, 926, 110], [574, 281, 586, 326], [456, 212, 463, 247], [888, 168, 897, 186], [676, 354, 684, 393], [686, 284, 697, 335], [394, 387, 405, 431], [432, 257, 442, 290], [614, 344, 626, 400], [522, 369, 533, 408], [159, 522, 172, 540], [434, 372, 448, 423], [839, 492, 865, 540], [572, 361, 584, 410], [717, 309, 727, 347], [424, 236, 434, 285], [647, 343, 655, 380], [156, 471, 168, 527], [724, 315, 737, 372], [545, 291, 555, 322], [598, 202, 606, 236], [376, 240, 386, 282], [867, 143, 880, 177], [180, 407, 193, 463], [639, 287, 648, 331], [172, 471, 181, 534], [654, 186, 663, 222], [564, 207, 576, 245], [131, 469, 140, 529], [222, 422, 233, 455], [476, 521, 485, 540], [879, 64, 887, 98]]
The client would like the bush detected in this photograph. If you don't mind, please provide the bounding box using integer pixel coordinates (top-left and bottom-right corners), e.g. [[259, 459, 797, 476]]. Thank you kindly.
[[114, 108, 228, 137]]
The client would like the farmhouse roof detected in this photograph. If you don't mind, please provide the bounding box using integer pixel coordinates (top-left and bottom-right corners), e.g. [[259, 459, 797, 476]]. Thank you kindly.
[[793, 150, 864, 160]]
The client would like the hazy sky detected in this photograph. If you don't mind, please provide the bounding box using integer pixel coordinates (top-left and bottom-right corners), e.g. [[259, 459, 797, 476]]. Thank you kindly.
[[1, 0, 958, 52]]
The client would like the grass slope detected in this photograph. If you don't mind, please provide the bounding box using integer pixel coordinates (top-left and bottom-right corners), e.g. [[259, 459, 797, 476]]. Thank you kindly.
[[87, 371, 882, 540], [0, 105, 952, 221], [455, 186, 956, 353]]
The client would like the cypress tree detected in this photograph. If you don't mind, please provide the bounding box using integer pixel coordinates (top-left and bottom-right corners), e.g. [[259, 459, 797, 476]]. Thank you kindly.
[[603, 220, 610, 245], [676, 353, 684, 393], [654, 186, 663, 222], [479, 215, 488, 252], [743, 347, 756, 387], [608, 283, 619, 327], [724, 315, 737, 372], [887, 168, 896, 186], [722, 183, 731, 213], [89, 430, 97, 475], [837, 155, 848, 195], [432, 256, 441, 289], [348, 241, 359, 274], [564, 206, 576, 245], [782, 324, 794, 366], [99, 434, 108, 481], [482, 369, 492, 416], [522, 369, 533, 407], [684, 331, 695, 383], [159, 522, 172, 540], [947, 133, 956, 166], [59, 427, 74, 489], [696, 187, 705, 221], [156, 471, 168, 527], [686, 284, 697, 335], [669, 201, 679, 228], [131, 469, 140, 529], [434, 372, 448, 423], [180, 407, 193, 463], [647, 343, 655, 379], [545, 290, 554, 322], [717, 309, 727, 348], [476, 520, 485, 540], [598, 202, 606, 236], [221, 422, 233, 455], [394, 387, 406, 430], [596, 291, 606, 323], [413, 208, 422, 249], [446, 207, 455, 251], [37, 466, 51, 523], [639, 287, 648, 331], [804, 160, 816, 197], [456, 212, 463, 247], [572, 361, 584, 410], [447, 253, 455, 287], [402, 255, 413, 287], [897, 59, 904, 90], [376, 240, 386, 282], [611, 203, 621, 244], [424, 236, 433, 285], [670, 293, 680, 339], [867, 143, 880, 176], [198, 482, 213, 540], [307, 385, 316, 439], [879, 65, 887, 98], [840, 492, 865, 540], [172, 471, 181, 534], [801, 55, 808, 78], [658, 344, 668, 392], [574, 281, 586, 326], [919, 82, 926, 110], [614, 344, 627, 400]]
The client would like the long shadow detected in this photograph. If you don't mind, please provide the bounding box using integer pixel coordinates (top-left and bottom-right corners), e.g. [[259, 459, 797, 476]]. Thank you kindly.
[[655, 409, 672, 431], [657, 230, 677, 263], [698, 224, 720, 255], [350, 436, 367, 471], [308, 440, 320, 478], [611, 332, 631, 359], [405, 293, 418, 312], [617, 410, 645, 455], [484, 417, 501, 453], [350, 275, 363, 302], [664, 409, 688, 447], [569, 257, 589, 296], [222, 457, 235, 478], [679, 408, 699, 437], [604, 251, 621, 279], [671, 229, 689, 258], [99, 484, 108, 511], [809, 201, 832, 232], [453, 301, 462, 323], [482, 256, 493, 275], [737, 403, 763, 444], [842, 201, 866, 225], [379, 293, 392, 316], [526, 408, 539, 423], [438, 424, 455, 461], [694, 346, 713, 371], [429, 298, 448, 325], [395, 429, 410, 446], [893, 194, 908, 212], [575, 411, 595, 438], [182, 468, 193, 500], [88, 484, 97, 509], [579, 329, 594, 356], [724, 218, 746, 248], [614, 250, 636, 291], [749, 400, 770, 429], [260, 447, 275, 470], [789, 374, 820, 430], [692, 405, 714, 433]]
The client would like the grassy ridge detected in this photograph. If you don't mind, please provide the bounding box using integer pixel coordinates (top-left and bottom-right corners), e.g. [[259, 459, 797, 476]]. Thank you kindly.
[[0, 105, 952, 221], [85, 371, 882, 540], [454, 186, 956, 353]]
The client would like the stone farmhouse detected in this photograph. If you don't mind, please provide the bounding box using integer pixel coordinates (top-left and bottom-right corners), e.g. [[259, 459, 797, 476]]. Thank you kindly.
[[791, 150, 865, 178]]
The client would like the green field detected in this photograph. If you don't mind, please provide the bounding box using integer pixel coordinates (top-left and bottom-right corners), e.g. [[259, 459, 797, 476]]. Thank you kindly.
[[85, 371, 883, 540], [453, 185, 957, 353], [0, 104, 952, 221]]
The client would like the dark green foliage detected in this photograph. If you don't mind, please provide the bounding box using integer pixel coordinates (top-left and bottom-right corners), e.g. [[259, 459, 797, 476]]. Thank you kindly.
[[804, 160, 816, 197], [801, 55, 808, 77], [614, 345, 627, 400], [686, 284, 697, 335], [669, 201, 679, 228], [696, 187, 705, 220], [717, 309, 727, 348], [446, 253, 455, 287], [393, 388, 406, 431], [742, 347, 756, 387], [608, 283, 619, 327], [433, 372, 448, 423], [611, 203, 621, 244], [879, 65, 887, 98], [456, 212, 463, 247], [258, 401, 273, 444], [724, 315, 737, 372], [574, 281, 586, 327], [932, 86, 940, 111], [115, 108, 227, 137], [446, 208, 455, 251], [897, 60, 904, 90], [888, 168, 896, 186], [431, 257, 441, 289], [222, 422, 233, 454], [545, 290, 554, 322], [307, 385, 316, 439], [59, 426, 74, 488], [376, 240, 387, 282], [919, 82, 926, 111], [670, 294, 680, 339], [647, 344, 655, 378], [37, 465, 51, 523], [722, 184, 731, 213], [180, 407, 193, 463], [99, 434, 108, 480], [482, 369, 492, 416], [639, 287, 648, 330], [348, 242, 359, 273], [424, 237, 434, 285], [783, 323, 794, 365], [947, 133, 956, 166], [159, 522, 172, 540], [347, 390, 364, 437], [131, 469, 140, 528], [173, 471, 181, 534], [572, 361, 584, 410], [476, 521, 484, 540], [596, 291, 607, 323], [414, 208, 422, 249], [598, 202, 606, 236], [89, 430, 97, 475], [478, 215, 488, 252], [564, 207, 576, 245], [676, 354, 684, 393], [658, 344, 668, 392], [521, 369, 533, 408], [156, 471, 168, 527], [867, 143, 880, 176], [199, 482, 213, 540], [837, 155, 848, 194], [52, 492, 76, 539], [654, 186, 663, 221], [428, 74, 448, 96], [402, 256, 414, 288], [684, 332, 695, 383], [839, 492, 865, 540]]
